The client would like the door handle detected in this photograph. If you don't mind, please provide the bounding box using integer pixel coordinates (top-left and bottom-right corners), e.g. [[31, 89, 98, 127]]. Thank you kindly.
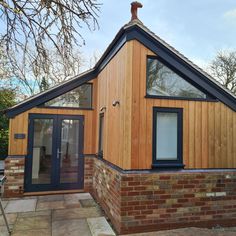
[[57, 149, 62, 159]]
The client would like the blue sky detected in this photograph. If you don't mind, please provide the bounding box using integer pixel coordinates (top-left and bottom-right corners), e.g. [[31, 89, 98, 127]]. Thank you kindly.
[[80, 0, 236, 70]]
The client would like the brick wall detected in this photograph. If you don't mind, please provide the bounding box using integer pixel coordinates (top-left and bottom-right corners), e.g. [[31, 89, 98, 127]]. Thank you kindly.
[[92, 158, 122, 232], [4, 156, 25, 197], [84, 155, 94, 192], [92, 158, 236, 234]]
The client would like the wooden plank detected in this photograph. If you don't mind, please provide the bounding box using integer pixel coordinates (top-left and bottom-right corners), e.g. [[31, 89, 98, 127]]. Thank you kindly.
[[123, 42, 132, 169], [208, 102, 215, 168], [201, 102, 208, 168], [220, 104, 227, 167], [214, 103, 221, 168], [138, 44, 147, 169], [131, 40, 141, 169], [195, 102, 202, 168], [183, 101, 189, 167], [226, 106, 233, 168], [188, 102, 195, 168]]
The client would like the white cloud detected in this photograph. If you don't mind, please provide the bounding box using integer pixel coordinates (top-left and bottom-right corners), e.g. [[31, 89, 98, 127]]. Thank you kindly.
[[223, 8, 236, 20]]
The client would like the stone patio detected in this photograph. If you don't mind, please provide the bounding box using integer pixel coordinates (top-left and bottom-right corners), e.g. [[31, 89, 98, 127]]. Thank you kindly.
[[0, 192, 115, 236], [1, 193, 236, 236]]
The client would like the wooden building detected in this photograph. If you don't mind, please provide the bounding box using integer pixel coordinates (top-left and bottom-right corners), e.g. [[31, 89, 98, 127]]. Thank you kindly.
[[4, 2, 236, 234]]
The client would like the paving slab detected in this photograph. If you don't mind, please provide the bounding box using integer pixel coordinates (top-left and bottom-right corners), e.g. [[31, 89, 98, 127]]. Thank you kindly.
[[36, 200, 65, 211], [5, 199, 37, 213], [0, 213, 17, 225], [1, 200, 8, 209], [64, 193, 93, 201], [18, 210, 51, 218], [38, 194, 64, 202], [52, 219, 92, 236], [0, 225, 11, 236], [12, 228, 51, 236], [80, 199, 98, 208], [125, 227, 236, 236], [14, 215, 51, 231], [87, 217, 116, 236], [52, 207, 103, 221]]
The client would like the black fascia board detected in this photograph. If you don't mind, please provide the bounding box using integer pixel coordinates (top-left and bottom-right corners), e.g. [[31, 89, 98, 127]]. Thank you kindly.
[[125, 25, 236, 111], [6, 69, 96, 118]]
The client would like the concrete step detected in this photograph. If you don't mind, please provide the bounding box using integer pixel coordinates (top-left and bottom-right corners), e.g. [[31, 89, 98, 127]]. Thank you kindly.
[[87, 216, 116, 236]]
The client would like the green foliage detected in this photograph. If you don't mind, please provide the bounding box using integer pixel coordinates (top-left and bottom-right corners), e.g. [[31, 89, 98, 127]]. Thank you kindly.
[[0, 89, 16, 159]]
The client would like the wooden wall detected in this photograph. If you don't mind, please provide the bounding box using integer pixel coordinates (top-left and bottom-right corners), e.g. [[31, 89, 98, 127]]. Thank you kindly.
[[8, 80, 97, 156], [8, 39, 236, 170], [130, 40, 236, 169], [95, 42, 133, 169]]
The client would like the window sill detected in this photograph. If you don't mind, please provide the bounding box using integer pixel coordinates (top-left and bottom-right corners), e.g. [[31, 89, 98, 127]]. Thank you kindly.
[[152, 163, 185, 169]]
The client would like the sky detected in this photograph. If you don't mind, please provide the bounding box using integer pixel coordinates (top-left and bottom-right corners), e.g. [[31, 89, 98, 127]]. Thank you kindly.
[[79, 0, 236, 71]]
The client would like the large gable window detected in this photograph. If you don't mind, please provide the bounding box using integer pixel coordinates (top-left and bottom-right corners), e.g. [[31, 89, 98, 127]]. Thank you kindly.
[[147, 57, 207, 99], [44, 83, 92, 109]]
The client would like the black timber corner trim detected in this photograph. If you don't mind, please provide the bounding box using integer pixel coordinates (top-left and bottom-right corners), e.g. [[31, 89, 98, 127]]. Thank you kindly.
[[5, 23, 236, 117]]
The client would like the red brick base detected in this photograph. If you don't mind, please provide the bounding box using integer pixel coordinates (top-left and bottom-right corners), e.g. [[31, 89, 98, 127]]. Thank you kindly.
[[4, 155, 236, 234], [4, 156, 25, 197], [91, 158, 236, 234], [4, 155, 94, 197]]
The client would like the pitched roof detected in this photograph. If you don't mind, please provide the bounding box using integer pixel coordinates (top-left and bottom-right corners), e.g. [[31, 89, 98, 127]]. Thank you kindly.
[[5, 19, 236, 117]]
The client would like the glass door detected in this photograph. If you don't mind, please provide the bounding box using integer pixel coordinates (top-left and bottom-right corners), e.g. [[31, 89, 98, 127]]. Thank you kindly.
[[57, 116, 84, 189], [25, 114, 84, 192]]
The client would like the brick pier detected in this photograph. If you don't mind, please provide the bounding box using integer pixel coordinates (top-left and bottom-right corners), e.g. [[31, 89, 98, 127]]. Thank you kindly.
[[4, 156, 25, 197]]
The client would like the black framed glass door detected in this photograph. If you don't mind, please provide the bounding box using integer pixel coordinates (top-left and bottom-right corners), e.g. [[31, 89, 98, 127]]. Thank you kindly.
[[25, 114, 84, 192]]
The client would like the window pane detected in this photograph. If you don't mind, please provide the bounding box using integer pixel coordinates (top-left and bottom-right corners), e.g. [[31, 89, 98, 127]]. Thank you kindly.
[[44, 84, 92, 108], [60, 119, 80, 184], [156, 112, 177, 160], [32, 119, 53, 184], [147, 58, 206, 99], [99, 114, 104, 153]]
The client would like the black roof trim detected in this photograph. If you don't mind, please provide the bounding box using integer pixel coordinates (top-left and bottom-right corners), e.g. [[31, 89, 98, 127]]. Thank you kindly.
[[125, 24, 236, 111], [6, 22, 236, 117]]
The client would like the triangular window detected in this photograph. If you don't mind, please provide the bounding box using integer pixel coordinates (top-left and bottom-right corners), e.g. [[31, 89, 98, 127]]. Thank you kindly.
[[43, 83, 92, 108], [147, 57, 207, 99]]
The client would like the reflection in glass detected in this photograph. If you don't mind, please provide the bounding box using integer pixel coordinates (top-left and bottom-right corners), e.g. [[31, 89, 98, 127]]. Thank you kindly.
[[147, 58, 206, 99], [156, 113, 177, 160], [32, 119, 53, 184], [44, 84, 92, 108], [98, 114, 104, 155], [60, 119, 80, 183]]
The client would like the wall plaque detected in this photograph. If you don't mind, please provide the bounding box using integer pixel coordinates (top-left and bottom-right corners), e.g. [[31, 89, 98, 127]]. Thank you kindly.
[[14, 133, 26, 139]]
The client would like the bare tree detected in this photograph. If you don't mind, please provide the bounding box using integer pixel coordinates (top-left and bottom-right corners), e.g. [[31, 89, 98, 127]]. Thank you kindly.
[[0, 0, 100, 75], [8, 46, 85, 96], [209, 50, 236, 95]]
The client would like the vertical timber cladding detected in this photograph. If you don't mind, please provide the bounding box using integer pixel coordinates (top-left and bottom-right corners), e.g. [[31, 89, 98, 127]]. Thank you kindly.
[[96, 41, 133, 169], [8, 80, 98, 157], [130, 40, 236, 169]]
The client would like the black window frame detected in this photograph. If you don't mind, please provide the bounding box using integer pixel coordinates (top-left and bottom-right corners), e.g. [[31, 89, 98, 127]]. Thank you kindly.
[[152, 107, 184, 169], [98, 113, 104, 158], [39, 82, 93, 110], [146, 56, 217, 102]]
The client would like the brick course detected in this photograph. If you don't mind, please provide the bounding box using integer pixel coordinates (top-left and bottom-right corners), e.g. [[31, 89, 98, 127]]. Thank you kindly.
[[4, 156, 25, 197], [91, 158, 236, 234], [4, 155, 236, 234]]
